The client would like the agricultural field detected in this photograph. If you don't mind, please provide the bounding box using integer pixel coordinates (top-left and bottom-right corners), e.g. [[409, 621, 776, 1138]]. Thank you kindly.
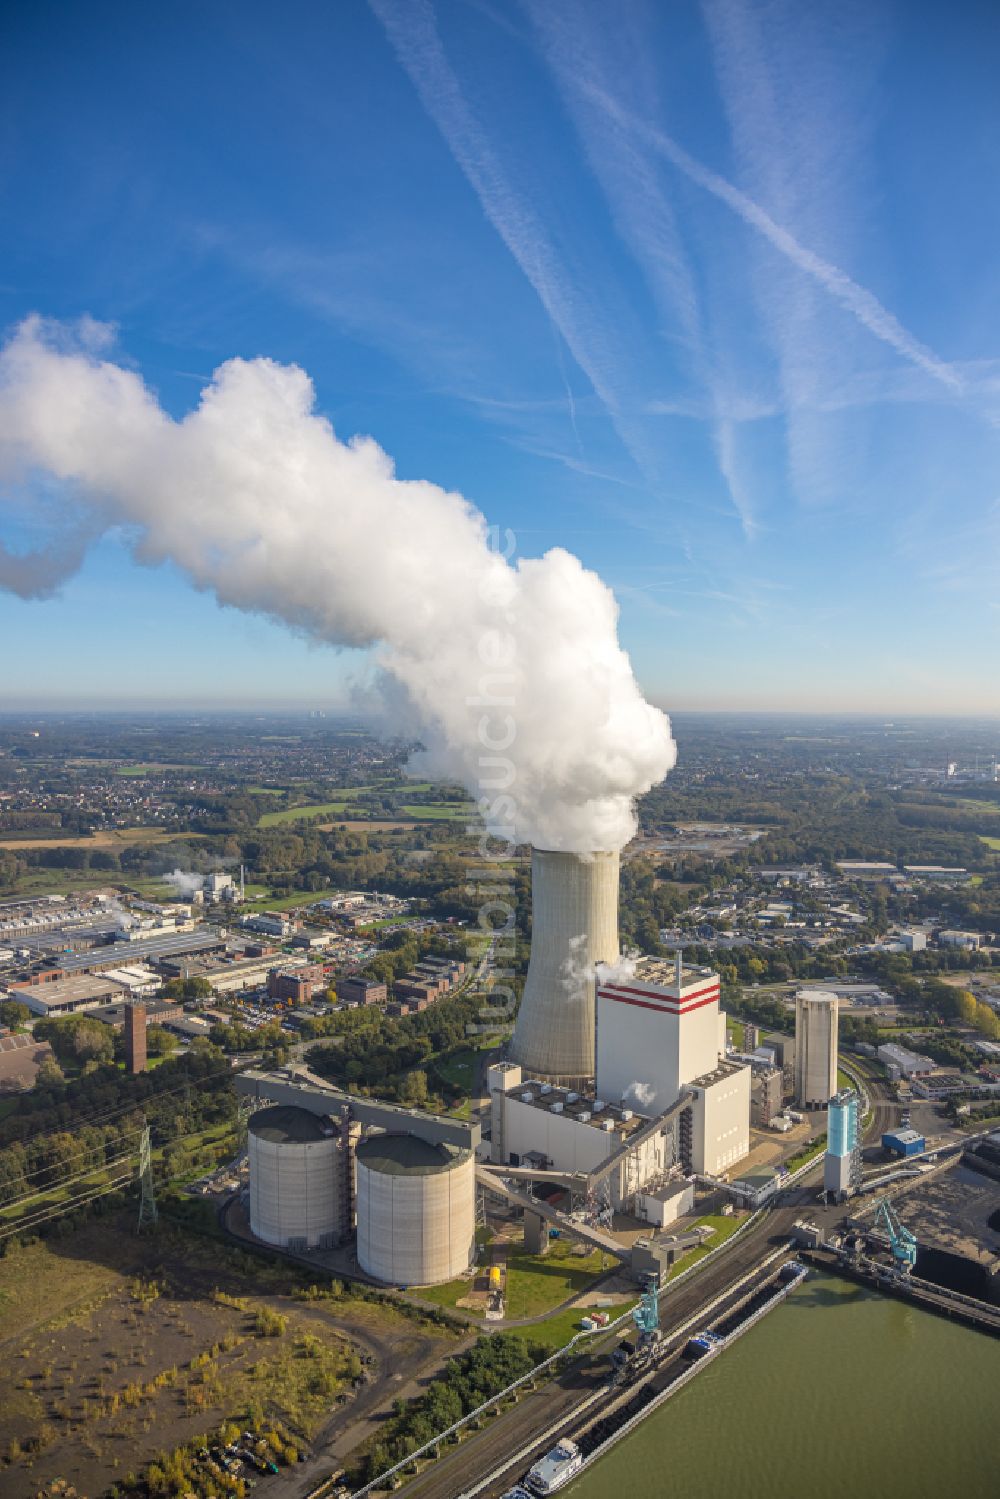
[[0, 1213, 458, 1499], [400, 803, 472, 821], [257, 800, 358, 827], [0, 828, 206, 851], [115, 765, 201, 777]]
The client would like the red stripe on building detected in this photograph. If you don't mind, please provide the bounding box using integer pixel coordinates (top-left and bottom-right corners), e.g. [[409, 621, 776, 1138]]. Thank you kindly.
[[598, 981, 720, 1007], [603, 990, 721, 1018]]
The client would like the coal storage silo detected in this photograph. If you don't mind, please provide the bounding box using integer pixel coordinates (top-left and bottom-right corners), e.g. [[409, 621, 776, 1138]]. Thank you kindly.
[[248, 1105, 346, 1250], [509, 848, 619, 1086], [355, 1133, 475, 1286]]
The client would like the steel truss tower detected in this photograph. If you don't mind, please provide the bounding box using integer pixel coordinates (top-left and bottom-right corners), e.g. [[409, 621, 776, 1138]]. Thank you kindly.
[[137, 1124, 157, 1232]]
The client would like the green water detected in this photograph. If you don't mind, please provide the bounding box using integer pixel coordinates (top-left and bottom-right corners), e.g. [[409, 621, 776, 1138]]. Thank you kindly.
[[570, 1273, 998, 1499]]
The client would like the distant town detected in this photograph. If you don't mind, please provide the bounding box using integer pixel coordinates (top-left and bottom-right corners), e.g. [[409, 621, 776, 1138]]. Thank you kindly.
[[1, 712, 998, 1499]]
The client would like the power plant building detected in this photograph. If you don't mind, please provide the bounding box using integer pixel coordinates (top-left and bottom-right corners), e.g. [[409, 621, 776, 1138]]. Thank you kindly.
[[510, 848, 619, 1085], [681, 1060, 751, 1176], [795, 989, 839, 1107], [488, 1063, 671, 1209], [595, 957, 722, 1116]]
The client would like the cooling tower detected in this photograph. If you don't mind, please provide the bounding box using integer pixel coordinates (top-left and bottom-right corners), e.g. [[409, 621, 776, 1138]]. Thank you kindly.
[[509, 848, 619, 1085]]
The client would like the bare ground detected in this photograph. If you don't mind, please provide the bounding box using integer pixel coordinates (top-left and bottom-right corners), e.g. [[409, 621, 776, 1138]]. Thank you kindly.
[[0, 1212, 459, 1498]]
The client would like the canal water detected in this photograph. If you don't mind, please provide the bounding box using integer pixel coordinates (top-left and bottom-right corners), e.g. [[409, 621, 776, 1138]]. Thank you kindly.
[[570, 1272, 998, 1499]]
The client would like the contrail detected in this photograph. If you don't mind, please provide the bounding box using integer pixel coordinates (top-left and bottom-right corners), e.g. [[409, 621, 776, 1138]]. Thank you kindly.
[[580, 77, 962, 394], [367, 0, 660, 479]]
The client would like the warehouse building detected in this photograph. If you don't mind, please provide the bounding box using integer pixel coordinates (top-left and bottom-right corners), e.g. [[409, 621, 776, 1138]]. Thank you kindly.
[[11, 973, 123, 1017]]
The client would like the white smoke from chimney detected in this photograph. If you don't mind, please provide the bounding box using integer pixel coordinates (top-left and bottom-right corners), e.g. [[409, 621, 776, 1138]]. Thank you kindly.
[[0, 317, 677, 852], [595, 955, 638, 987], [162, 869, 205, 897]]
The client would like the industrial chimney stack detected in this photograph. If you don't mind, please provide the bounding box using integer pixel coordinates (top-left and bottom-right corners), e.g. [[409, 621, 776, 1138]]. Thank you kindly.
[[509, 848, 619, 1086]]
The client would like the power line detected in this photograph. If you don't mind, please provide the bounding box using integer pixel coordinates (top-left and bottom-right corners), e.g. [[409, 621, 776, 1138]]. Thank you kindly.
[[0, 1177, 133, 1244], [2, 1127, 145, 1191], [1, 1150, 139, 1212], [0, 1115, 242, 1229]]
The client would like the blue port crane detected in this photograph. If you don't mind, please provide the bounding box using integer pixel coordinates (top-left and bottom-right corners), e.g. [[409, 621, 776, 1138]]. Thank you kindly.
[[632, 1275, 661, 1345], [872, 1195, 918, 1273]]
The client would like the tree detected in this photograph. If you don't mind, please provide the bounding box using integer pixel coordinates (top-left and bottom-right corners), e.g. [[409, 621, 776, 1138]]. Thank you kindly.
[[0, 999, 30, 1030], [146, 1025, 178, 1059], [35, 1056, 66, 1089], [955, 989, 978, 1026], [399, 1069, 429, 1108]]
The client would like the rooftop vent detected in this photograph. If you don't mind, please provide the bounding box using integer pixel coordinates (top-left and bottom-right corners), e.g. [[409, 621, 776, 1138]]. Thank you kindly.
[[565, 1091, 579, 1104], [540, 1082, 552, 1095], [521, 1092, 534, 1104], [550, 1101, 564, 1114], [602, 1119, 615, 1132], [593, 1099, 606, 1112], [577, 1111, 591, 1123], [621, 1109, 633, 1122]]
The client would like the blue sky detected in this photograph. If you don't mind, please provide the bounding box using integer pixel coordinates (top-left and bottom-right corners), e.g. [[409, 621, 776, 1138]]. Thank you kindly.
[[1, 0, 998, 714]]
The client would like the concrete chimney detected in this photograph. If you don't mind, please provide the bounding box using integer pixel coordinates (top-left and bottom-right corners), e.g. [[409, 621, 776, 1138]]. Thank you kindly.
[[509, 848, 619, 1086]]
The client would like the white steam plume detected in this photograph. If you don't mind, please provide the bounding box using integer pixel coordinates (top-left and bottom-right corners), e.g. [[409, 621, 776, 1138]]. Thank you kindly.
[[162, 869, 205, 897], [0, 317, 677, 851]]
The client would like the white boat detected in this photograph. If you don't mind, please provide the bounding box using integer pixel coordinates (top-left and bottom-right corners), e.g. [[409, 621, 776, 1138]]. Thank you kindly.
[[526, 1439, 583, 1494]]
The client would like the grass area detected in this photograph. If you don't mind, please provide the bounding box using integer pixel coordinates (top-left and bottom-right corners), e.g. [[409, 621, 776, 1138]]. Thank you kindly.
[[786, 1136, 827, 1173], [253, 886, 350, 911], [0, 868, 120, 900], [0, 826, 206, 852], [115, 763, 199, 776], [728, 1020, 745, 1048], [503, 1239, 609, 1320], [401, 803, 472, 820], [433, 1047, 479, 1092], [258, 799, 357, 827], [837, 1068, 854, 1092], [509, 1302, 629, 1356], [415, 1236, 609, 1322], [665, 1213, 748, 1281], [979, 835, 1000, 850]]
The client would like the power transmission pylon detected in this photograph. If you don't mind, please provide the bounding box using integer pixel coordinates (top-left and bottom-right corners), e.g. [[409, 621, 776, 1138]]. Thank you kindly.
[[234, 1096, 254, 1169], [137, 1124, 157, 1233]]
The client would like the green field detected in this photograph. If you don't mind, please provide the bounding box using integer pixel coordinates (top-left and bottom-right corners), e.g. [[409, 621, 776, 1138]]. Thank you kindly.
[[258, 799, 358, 826], [115, 763, 200, 776], [415, 1236, 609, 1324], [504, 1240, 609, 1319], [253, 886, 353, 911], [665, 1213, 747, 1280], [980, 835, 1000, 850], [401, 803, 473, 820]]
